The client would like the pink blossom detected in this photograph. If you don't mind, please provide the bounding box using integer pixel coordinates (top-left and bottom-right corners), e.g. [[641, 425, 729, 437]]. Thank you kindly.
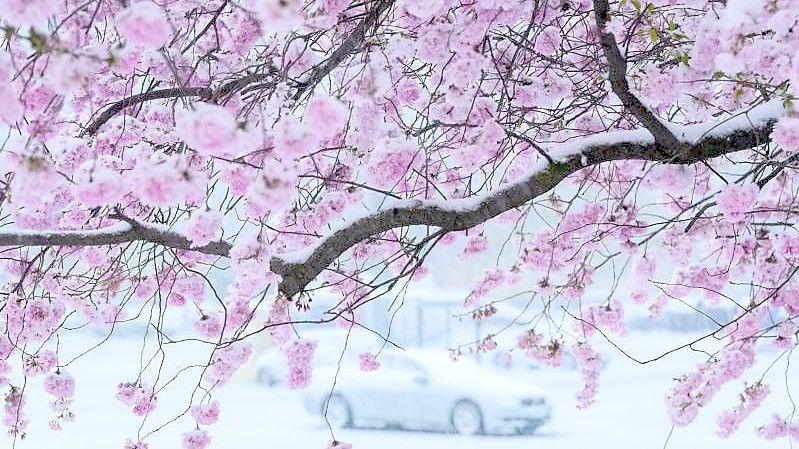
[[359, 353, 380, 372], [194, 313, 224, 339], [403, 0, 444, 19], [534, 26, 561, 55], [0, 0, 58, 27], [44, 54, 99, 93], [307, 95, 348, 140], [716, 183, 758, 223], [116, 382, 157, 416], [774, 320, 796, 350], [182, 429, 211, 449], [516, 331, 564, 367], [250, 0, 302, 33], [124, 440, 149, 449], [22, 350, 57, 376], [183, 210, 223, 247], [177, 104, 239, 157], [273, 115, 319, 159], [116, 2, 172, 50], [573, 342, 602, 409], [191, 401, 220, 426], [366, 140, 420, 188], [717, 382, 770, 437], [461, 234, 488, 257], [758, 414, 799, 440], [773, 117, 799, 154], [44, 371, 75, 397], [75, 166, 126, 207], [283, 339, 318, 389]]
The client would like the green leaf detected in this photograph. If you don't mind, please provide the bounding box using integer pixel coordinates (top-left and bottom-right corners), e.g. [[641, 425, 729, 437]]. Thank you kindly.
[[28, 29, 48, 54]]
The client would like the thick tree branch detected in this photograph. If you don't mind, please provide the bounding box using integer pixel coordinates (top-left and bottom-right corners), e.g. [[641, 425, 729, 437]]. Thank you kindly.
[[271, 101, 781, 297], [6, 102, 782, 298], [0, 221, 231, 256], [593, 0, 683, 152]]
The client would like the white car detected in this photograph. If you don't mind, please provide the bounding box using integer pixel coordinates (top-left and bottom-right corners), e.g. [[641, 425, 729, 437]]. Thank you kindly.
[[303, 349, 552, 435]]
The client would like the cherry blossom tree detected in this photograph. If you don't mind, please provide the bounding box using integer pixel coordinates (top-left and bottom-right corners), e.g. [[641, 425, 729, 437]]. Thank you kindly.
[[0, 0, 798, 447]]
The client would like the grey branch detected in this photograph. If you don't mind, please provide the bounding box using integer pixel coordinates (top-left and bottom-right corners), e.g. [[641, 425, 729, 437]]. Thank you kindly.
[[0, 221, 231, 257], [270, 116, 777, 298], [593, 0, 683, 152], [80, 73, 272, 136], [3, 118, 777, 297]]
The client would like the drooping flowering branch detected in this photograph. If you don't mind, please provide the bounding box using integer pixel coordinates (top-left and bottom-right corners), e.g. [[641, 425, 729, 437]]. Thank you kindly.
[[1, 100, 781, 298]]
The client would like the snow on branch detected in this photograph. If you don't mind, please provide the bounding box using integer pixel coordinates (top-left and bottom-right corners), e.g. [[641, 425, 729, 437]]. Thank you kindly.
[[593, 0, 683, 152], [1, 101, 783, 298], [270, 100, 783, 297]]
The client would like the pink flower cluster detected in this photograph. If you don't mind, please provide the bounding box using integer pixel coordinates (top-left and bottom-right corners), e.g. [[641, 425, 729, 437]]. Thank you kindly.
[[191, 401, 220, 426], [359, 353, 380, 372], [516, 331, 564, 367], [203, 342, 253, 387], [116, 1, 172, 50], [716, 183, 758, 224], [464, 270, 504, 306], [716, 382, 770, 438], [3, 386, 27, 437], [124, 439, 149, 449], [44, 371, 75, 431], [177, 105, 240, 158], [477, 335, 498, 352], [283, 339, 318, 389], [183, 211, 223, 248], [115, 382, 157, 416], [759, 414, 799, 440], [22, 350, 57, 376], [666, 338, 758, 427], [576, 301, 625, 337], [182, 429, 211, 449], [573, 342, 602, 409]]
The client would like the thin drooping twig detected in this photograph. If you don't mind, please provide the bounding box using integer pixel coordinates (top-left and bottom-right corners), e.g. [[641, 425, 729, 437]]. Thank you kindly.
[[593, 0, 683, 152]]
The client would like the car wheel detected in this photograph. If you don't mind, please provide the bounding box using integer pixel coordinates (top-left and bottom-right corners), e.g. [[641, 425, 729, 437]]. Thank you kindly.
[[256, 368, 276, 387], [450, 400, 483, 435], [323, 394, 353, 429]]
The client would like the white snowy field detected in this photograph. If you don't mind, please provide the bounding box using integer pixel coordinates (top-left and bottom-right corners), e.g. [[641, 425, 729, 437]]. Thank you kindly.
[[0, 330, 796, 449]]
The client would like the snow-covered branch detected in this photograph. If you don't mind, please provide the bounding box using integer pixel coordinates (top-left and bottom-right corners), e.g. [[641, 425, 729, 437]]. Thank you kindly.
[[3, 102, 783, 297], [593, 0, 683, 152], [270, 101, 782, 297]]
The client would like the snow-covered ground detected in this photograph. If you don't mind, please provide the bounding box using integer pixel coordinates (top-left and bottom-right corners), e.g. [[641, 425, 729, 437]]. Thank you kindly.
[[1, 330, 795, 449]]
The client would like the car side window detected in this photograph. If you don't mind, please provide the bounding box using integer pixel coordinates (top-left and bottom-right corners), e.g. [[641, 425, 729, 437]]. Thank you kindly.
[[393, 357, 427, 378]]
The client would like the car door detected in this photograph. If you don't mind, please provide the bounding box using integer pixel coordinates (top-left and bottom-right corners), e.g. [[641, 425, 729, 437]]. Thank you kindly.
[[375, 355, 446, 429]]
